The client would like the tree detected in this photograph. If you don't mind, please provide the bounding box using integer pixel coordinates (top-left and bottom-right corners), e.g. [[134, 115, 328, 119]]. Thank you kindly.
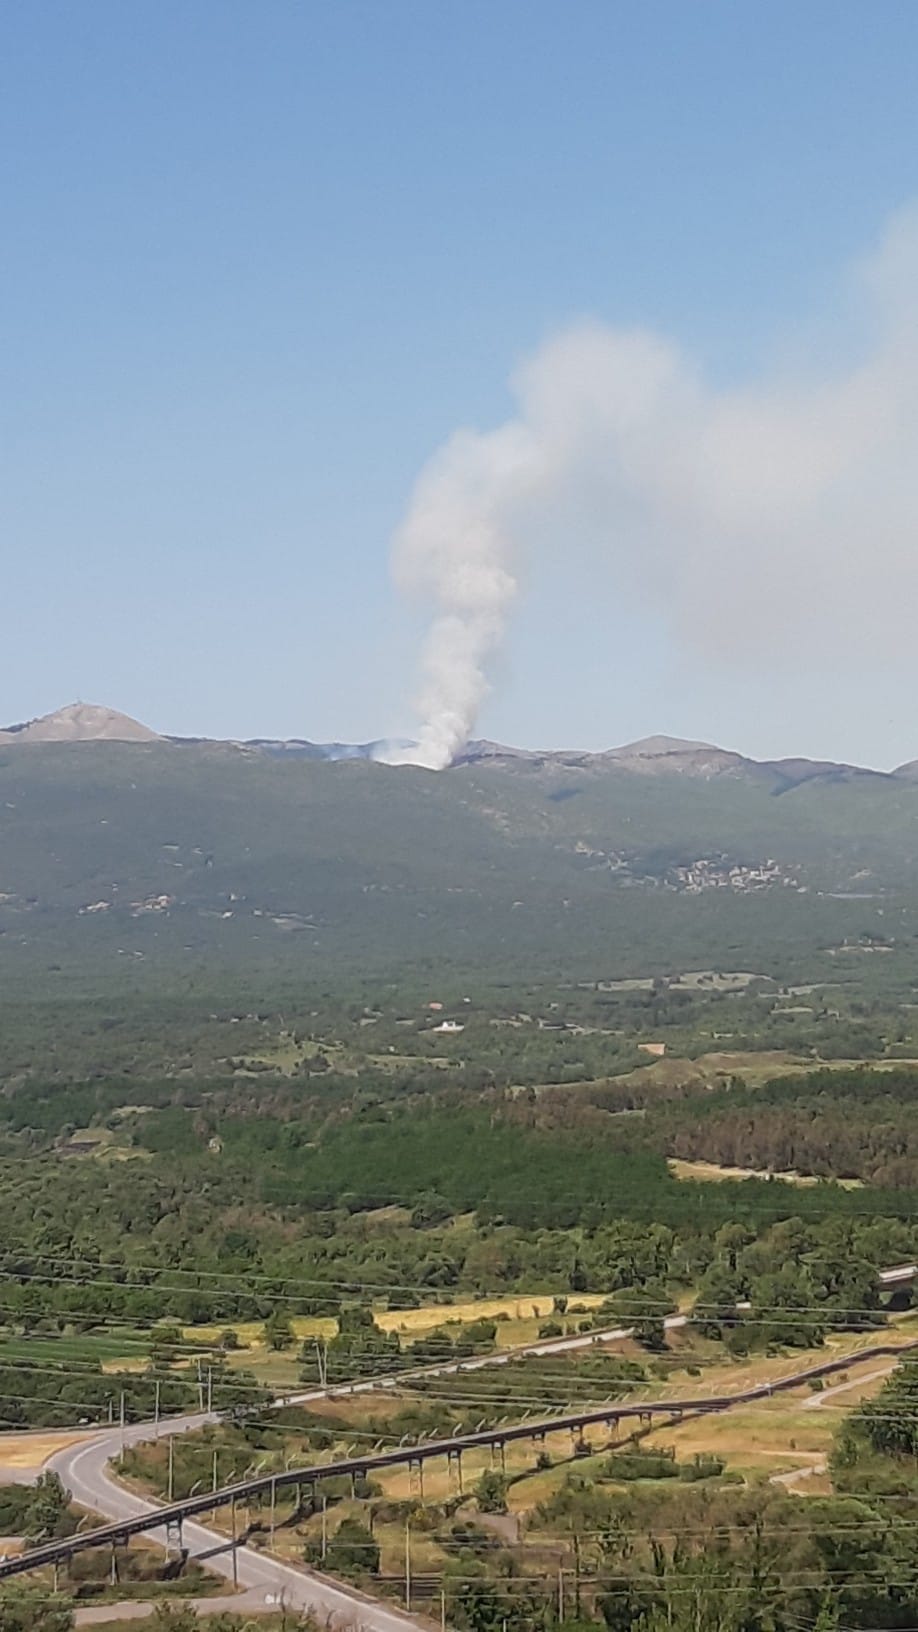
[[714, 1221, 755, 1271], [263, 1309, 295, 1351], [809, 1254, 884, 1330], [25, 1471, 70, 1544], [322, 1516, 379, 1577], [750, 1264, 825, 1349], [693, 1264, 744, 1342], [568, 1257, 588, 1293], [628, 1550, 748, 1632], [849, 1361, 918, 1458], [604, 1283, 673, 1351], [411, 1192, 452, 1228], [300, 1303, 399, 1383]]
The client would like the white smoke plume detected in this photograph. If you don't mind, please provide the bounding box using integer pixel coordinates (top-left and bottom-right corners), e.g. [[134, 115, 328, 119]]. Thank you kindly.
[[377, 423, 540, 768], [385, 207, 918, 769]]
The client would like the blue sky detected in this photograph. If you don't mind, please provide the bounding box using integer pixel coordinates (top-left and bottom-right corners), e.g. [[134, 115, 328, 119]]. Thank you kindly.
[[3, 1, 918, 762]]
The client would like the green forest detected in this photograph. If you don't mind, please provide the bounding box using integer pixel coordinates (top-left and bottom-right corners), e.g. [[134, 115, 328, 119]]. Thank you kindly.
[[6, 744, 918, 1629]]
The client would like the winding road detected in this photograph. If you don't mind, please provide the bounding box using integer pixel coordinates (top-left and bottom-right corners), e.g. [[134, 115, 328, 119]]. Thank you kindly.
[[32, 1311, 680, 1626], [8, 1264, 917, 1623], [47, 1418, 422, 1630]]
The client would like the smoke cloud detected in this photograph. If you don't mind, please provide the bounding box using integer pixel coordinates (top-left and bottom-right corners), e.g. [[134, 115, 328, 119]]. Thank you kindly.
[[384, 207, 918, 769]]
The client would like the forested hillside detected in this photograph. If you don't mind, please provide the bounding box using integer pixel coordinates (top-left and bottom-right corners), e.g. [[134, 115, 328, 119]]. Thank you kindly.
[[3, 741, 918, 997]]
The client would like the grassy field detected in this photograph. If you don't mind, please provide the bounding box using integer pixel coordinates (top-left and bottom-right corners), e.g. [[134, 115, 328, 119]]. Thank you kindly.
[[243, 1036, 347, 1074], [58, 1125, 148, 1164], [0, 1328, 160, 1370]]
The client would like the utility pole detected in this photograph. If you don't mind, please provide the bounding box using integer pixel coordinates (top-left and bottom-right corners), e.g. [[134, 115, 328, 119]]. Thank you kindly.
[[167, 1435, 175, 1502], [212, 1447, 219, 1492], [321, 1494, 328, 1561], [154, 1379, 161, 1438], [270, 1476, 277, 1546], [231, 1498, 238, 1587], [558, 1566, 565, 1623], [315, 1339, 328, 1387], [440, 1585, 446, 1632], [405, 1517, 412, 1611], [196, 1358, 205, 1412], [119, 1391, 125, 1453], [206, 1366, 213, 1413]]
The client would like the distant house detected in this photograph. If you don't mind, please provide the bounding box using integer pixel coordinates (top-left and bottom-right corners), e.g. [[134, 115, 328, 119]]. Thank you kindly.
[[638, 1041, 666, 1058], [432, 1019, 464, 1034]]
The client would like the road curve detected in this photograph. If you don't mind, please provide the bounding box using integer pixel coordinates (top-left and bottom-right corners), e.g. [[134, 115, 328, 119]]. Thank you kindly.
[[23, 1311, 692, 1622], [47, 1424, 424, 1631], [15, 1264, 918, 1621]]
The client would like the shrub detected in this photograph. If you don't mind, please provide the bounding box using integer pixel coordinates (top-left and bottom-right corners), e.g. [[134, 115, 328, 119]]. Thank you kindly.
[[602, 1451, 678, 1482], [679, 1453, 725, 1482], [474, 1470, 508, 1514], [309, 1517, 379, 1578]]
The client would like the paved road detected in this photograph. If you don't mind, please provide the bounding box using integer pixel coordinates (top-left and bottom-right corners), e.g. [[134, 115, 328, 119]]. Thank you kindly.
[[801, 1363, 895, 1410], [39, 1310, 692, 1625], [770, 1456, 828, 1488], [48, 1427, 424, 1631], [74, 1591, 267, 1625], [24, 1265, 918, 1623]]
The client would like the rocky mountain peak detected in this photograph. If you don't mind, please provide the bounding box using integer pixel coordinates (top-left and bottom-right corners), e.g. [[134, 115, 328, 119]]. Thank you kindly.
[[0, 702, 161, 744]]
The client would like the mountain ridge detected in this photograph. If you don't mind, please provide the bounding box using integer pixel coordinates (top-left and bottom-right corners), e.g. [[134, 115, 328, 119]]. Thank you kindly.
[[0, 715, 916, 990], [0, 702, 908, 784]]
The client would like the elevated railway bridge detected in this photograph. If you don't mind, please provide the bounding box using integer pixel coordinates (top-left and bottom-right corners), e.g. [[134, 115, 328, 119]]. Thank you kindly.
[[2, 1335, 916, 1586]]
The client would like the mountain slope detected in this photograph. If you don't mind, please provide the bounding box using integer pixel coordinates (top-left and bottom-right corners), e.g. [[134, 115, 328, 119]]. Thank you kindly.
[[0, 739, 915, 990]]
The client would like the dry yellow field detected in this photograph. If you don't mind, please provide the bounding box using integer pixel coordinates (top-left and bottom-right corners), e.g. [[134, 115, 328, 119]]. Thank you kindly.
[[182, 1316, 336, 1346], [183, 1291, 608, 1351], [668, 1157, 863, 1189], [373, 1429, 579, 1505], [381, 1292, 606, 1334], [0, 1429, 89, 1471]]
